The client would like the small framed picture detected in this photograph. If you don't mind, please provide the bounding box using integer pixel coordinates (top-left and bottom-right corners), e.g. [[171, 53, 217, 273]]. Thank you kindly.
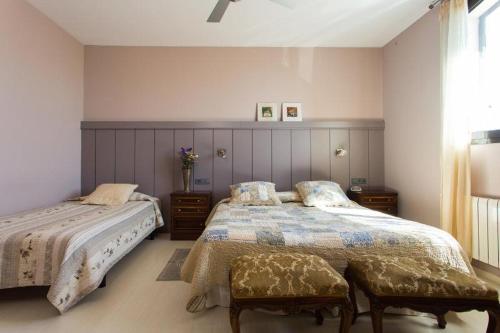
[[282, 103, 303, 122], [257, 103, 278, 121]]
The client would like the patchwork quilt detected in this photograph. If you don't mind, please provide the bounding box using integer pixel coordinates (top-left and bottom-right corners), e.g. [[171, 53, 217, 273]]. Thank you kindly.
[[0, 194, 163, 313], [181, 200, 471, 312]]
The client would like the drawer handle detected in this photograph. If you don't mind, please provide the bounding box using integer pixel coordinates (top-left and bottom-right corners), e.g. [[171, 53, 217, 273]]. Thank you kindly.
[[197, 199, 201, 203], [368, 198, 372, 202], [176, 208, 206, 213]]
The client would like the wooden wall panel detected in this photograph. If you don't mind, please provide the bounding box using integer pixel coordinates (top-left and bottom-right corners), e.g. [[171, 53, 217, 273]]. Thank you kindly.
[[252, 130, 272, 182], [349, 130, 369, 186], [193, 130, 213, 192], [174, 130, 194, 191], [310, 129, 330, 180], [330, 129, 350, 190], [213, 130, 233, 202], [369, 129, 385, 186], [272, 130, 292, 191], [135, 130, 155, 195], [291, 129, 311, 186], [81, 129, 96, 195], [115, 130, 135, 184], [154, 130, 174, 231], [82, 121, 384, 233], [232, 130, 252, 184], [95, 130, 115, 186]]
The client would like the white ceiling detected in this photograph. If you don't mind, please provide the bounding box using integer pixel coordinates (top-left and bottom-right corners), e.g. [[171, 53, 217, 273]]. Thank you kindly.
[[26, 0, 431, 47]]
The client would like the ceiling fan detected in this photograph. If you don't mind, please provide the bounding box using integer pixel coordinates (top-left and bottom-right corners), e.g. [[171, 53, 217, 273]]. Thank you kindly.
[[207, 0, 296, 23]]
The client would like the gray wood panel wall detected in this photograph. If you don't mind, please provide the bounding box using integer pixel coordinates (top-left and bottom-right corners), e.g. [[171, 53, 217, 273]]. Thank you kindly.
[[81, 121, 385, 232]]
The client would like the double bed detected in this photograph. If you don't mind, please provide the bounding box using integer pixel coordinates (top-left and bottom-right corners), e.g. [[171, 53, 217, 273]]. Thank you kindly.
[[181, 198, 471, 313], [0, 193, 163, 313]]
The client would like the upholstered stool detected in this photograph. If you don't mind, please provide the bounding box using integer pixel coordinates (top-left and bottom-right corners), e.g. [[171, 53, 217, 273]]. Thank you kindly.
[[229, 253, 353, 333], [345, 255, 500, 333]]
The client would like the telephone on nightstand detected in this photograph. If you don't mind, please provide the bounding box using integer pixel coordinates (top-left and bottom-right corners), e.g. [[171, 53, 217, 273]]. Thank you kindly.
[[350, 186, 362, 192]]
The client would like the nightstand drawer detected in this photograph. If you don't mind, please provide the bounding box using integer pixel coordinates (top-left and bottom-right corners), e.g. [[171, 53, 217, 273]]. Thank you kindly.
[[365, 205, 397, 215], [347, 187, 398, 217], [172, 196, 209, 206], [360, 196, 396, 204], [172, 217, 206, 230], [170, 229, 204, 240], [171, 191, 212, 240], [172, 206, 209, 216]]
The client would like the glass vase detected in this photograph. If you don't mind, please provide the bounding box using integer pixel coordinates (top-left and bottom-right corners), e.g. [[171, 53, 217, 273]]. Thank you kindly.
[[182, 168, 191, 192]]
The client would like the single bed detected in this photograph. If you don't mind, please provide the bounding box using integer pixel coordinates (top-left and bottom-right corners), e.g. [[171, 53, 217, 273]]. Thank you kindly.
[[181, 199, 472, 313], [0, 192, 163, 313]]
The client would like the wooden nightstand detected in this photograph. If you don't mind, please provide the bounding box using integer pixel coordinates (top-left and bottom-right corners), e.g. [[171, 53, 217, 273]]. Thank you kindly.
[[170, 191, 212, 240], [347, 187, 398, 216]]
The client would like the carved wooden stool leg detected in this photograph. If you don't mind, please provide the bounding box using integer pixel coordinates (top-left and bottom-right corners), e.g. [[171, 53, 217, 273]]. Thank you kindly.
[[346, 271, 358, 324], [229, 304, 242, 333], [340, 300, 354, 333], [315, 309, 324, 325], [436, 313, 447, 329], [486, 309, 499, 333], [369, 300, 385, 333]]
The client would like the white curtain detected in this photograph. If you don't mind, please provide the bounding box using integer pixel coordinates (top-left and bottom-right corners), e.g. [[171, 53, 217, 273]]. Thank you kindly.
[[440, 0, 473, 257]]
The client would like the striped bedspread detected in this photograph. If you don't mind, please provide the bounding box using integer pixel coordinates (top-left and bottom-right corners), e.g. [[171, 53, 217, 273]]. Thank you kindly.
[[0, 194, 163, 313]]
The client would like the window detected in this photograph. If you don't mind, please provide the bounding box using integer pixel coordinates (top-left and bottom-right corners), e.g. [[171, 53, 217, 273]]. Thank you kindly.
[[470, 0, 500, 132]]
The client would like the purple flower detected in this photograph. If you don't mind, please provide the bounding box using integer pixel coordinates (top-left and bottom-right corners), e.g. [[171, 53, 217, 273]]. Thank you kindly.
[[179, 147, 199, 169], [180, 147, 193, 155]]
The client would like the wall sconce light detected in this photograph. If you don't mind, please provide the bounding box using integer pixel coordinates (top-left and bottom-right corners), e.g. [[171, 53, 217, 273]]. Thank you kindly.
[[335, 147, 347, 157], [217, 148, 227, 159]]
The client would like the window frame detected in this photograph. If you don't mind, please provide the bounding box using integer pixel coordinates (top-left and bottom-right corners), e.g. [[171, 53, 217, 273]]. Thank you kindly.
[[469, 0, 485, 12], [470, 0, 500, 144], [478, 0, 500, 52], [472, 130, 500, 145]]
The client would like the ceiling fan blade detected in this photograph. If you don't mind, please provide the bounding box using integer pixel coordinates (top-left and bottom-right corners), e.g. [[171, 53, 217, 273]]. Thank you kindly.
[[207, 0, 231, 23], [269, 0, 296, 9]]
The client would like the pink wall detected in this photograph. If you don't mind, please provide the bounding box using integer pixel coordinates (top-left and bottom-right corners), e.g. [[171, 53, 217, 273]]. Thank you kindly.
[[384, 8, 500, 226], [84, 47, 383, 121], [471, 143, 500, 199], [0, 0, 83, 216], [383, 8, 442, 227]]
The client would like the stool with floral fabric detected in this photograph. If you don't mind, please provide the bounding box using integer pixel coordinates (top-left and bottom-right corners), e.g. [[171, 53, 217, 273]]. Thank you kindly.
[[229, 253, 353, 333], [345, 254, 500, 333]]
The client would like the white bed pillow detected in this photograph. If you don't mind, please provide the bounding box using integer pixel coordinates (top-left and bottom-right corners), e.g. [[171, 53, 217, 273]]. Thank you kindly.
[[277, 191, 302, 203], [229, 182, 281, 206], [295, 181, 350, 207], [82, 184, 138, 206]]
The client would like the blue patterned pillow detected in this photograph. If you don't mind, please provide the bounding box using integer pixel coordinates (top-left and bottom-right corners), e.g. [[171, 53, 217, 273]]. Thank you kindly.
[[230, 182, 282, 206], [295, 181, 350, 207]]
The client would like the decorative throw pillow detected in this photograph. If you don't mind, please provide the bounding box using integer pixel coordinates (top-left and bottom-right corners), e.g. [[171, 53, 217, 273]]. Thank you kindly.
[[277, 191, 302, 203], [229, 182, 282, 206], [82, 184, 138, 206], [295, 181, 350, 207]]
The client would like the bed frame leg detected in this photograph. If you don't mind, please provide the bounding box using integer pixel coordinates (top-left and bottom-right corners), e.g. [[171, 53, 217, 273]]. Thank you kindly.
[[98, 275, 106, 288]]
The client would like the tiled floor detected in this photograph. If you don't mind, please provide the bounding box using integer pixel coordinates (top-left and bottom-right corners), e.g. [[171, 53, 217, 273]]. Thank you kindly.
[[0, 233, 498, 333]]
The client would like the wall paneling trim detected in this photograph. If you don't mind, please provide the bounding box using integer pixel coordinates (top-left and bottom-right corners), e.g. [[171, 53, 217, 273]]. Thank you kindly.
[[82, 121, 385, 232]]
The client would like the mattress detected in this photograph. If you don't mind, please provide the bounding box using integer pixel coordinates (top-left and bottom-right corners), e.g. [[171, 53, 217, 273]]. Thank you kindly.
[[181, 200, 471, 312], [0, 194, 163, 313]]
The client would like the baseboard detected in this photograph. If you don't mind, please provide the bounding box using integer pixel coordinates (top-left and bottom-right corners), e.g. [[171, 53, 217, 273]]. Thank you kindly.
[[472, 259, 500, 276]]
